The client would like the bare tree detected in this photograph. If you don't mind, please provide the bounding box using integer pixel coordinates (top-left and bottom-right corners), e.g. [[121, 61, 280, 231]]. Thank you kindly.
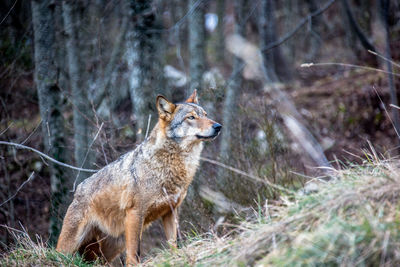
[[31, 0, 69, 244], [127, 0, 165, 141], [188, 0, 206, 93], [62, 1, 95, 183]]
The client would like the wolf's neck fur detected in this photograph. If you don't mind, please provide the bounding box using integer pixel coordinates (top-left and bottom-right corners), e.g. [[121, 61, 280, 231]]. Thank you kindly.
[[141, 122, 203, 188]]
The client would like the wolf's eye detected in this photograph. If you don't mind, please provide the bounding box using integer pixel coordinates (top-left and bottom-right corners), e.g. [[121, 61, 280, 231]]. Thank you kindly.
[[188, 116, 195, 120]]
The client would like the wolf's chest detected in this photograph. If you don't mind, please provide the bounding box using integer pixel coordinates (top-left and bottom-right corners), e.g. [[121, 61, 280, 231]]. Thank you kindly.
[[143, 188, 185, 225]]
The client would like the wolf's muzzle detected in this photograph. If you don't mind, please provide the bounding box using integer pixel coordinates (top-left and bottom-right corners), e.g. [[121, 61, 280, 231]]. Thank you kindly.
[[212, 123, 222, 134]]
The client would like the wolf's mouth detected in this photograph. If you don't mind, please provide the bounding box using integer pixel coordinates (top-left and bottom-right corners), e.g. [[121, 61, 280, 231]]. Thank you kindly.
[[196, 132, 220, 140]]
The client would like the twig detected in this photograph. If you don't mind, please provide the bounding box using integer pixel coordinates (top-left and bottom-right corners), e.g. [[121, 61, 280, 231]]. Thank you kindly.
[[301, 62, 400, 77], [340, 0, 376, 52], [390, 104, 400, 110], [261, 0, 336, 53], [0, 0, 18, 26], [0, 141, 97, 172], [0, 224, 27, 236], [93, 14, 129, 108], [200, 157, 294, 194], [0, 172, 35, 207], [72, 122, 104, 192], [145, 114, 152, 139], [368, 50, 400, 69], [162, 187, 182, 244], [148, 0, 205, 33], [21, 119, 42, 145], [373, 86, 400, 139], [0, 122, 13, 136]]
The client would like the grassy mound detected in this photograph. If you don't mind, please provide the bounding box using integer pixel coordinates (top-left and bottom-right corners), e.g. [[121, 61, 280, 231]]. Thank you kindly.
[[0, 233, 101, 266], [2, 159, 400, 266], [146, 159, 400, 266]]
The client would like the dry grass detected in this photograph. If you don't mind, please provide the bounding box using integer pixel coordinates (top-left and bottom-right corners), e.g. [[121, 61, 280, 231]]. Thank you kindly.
[[0, 228, 102, 266], [144, 157, 400, 266], [2, 157, 400, 266]]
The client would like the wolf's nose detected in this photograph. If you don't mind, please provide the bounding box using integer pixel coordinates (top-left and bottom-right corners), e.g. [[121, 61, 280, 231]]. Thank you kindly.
[[212, 123, 222, 133]]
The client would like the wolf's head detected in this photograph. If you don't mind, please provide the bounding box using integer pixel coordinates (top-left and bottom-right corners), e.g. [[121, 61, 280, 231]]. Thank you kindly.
[[156, 90, 222, 146]]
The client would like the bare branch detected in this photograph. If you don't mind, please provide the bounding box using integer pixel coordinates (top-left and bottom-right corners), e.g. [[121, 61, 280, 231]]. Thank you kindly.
[[71, 122, 104, 192], [0, 172, 35, 207], [162, 187, 182, 243], [301, 62, 400, 77], [93, 15, 129, 108], [0, 141, 97, 173], [340, 0, 376, 52], [368, 50, 400, 69], [0, 122, 13, 136], [200, 157, 294, 194], [145, 114, 152, 139], [261, 0, 336, 53]]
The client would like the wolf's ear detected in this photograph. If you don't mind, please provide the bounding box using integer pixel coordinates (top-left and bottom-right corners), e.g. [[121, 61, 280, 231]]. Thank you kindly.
[[157, 95, 176, 119], [185, 89, 199, 104]]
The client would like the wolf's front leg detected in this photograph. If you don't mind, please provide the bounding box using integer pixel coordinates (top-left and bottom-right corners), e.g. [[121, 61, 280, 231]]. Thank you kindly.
[[162, 209, 178, 247], [124, 208, 143, 265]]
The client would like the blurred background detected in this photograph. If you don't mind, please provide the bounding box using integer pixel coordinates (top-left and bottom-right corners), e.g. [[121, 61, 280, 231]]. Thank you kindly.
[[0, 0, 399, 256]]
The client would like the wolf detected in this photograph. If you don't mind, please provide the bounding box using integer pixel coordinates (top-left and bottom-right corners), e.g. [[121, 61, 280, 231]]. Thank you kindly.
[[56, 90, 222, 265]]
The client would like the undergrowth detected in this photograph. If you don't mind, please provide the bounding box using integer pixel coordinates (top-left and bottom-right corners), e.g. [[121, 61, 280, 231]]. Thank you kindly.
[[146, 158, 400, 266], [2, 157, 400, 266]]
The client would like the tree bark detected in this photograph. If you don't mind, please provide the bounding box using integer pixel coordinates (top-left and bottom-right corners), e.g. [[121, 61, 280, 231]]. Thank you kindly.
[[340, 0, 377, 53], [219, 0, 247, 168], [216, 0, 225, 64], [62, 0, 95, 183], [259, 0, 278, 82], [305, 0, 322, 61], [31, 0, 69, 244], [127, 0, 165, 141], [188, 0, 206, 93], [259, 0, 291, 82], [379, 0, 400, 147]]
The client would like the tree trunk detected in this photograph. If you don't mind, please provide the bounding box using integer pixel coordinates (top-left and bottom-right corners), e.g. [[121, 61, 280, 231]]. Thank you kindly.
[[259, 0, 291, 82], [379, 0, 400, 148], [305, 0, 322, 61], [259, 0, 279, 82], [31, 0, 69, 244], [340, 0, 377, 63], [62, 1, 95, 183], [226, 34, 332, 172], [188, 0, 206, 93], [216, 0, 225, 64], [127, 0, 165, 141], [218, 0, 247, 173]]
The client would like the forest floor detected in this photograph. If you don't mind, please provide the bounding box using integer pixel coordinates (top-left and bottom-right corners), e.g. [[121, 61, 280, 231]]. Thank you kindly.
[[1, 63, 399, 264]]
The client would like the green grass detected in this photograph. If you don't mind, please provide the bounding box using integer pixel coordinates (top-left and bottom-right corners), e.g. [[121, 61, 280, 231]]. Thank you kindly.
[[0, 233, 101, 266], [2, 159, 400, 266], [145, 159, 400, 266]]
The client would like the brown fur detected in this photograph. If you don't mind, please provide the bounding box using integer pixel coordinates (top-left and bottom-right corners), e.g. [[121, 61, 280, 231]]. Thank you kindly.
[[56, 90, 221, 265]]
